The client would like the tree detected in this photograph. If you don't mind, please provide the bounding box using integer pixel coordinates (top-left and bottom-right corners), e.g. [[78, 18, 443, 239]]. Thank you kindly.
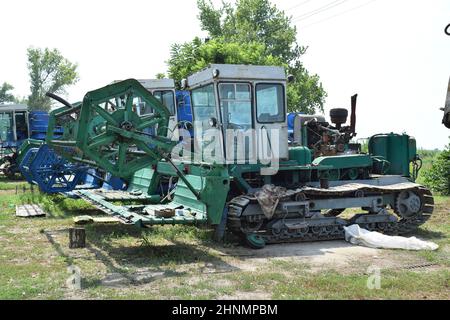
[[423, 139, 450, 195], [27, 47, 79, 111], [167, 0, 326, 113], [0, 82, 15, 104], [197, 0, 301, 62], [168, 37, 284, 84]]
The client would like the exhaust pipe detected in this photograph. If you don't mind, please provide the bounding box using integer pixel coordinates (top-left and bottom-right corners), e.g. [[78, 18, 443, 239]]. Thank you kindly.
[[442, 77, 450, 128], [46, 92, 74, 109], [350, 94, 357, 136]]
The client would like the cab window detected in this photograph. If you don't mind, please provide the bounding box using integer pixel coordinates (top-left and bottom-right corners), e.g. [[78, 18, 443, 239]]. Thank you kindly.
[[191, 84, 217, 124], [256, 83, 285, 123], [153, 90, 175, 115]]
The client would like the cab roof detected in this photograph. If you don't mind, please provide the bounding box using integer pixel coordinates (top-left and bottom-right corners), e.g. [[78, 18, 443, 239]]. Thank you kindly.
[[113, 79, 175, 91], [187, 64, 286, 88], [136, 79, 175, 90], [0, 104, 28, 112]]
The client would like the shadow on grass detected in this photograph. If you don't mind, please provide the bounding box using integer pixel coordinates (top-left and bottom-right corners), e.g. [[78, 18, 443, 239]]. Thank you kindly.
[[42, 229, 74, 266], [83, 224, 239, 289], [84, 222, 363, 266], [42, 222, 238, 290], [45, 208, 103, 219], [82, 242, 189, 289], [413, 228, 447, 240], [85, 224, 236, 266]]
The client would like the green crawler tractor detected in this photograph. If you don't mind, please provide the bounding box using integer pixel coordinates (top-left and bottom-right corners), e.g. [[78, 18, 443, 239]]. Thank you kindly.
[[50, 64, 433, 249]]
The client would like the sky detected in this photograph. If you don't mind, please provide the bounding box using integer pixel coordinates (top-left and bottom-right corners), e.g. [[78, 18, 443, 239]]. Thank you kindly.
[[1, 0, 449, 149]]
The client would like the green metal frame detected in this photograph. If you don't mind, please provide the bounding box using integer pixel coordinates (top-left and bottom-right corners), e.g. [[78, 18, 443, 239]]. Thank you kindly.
[[75, 79, 176, 179], [46, 102, 83, 162]]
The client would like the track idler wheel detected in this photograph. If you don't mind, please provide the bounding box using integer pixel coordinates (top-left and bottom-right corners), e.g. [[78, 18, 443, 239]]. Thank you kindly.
[[394, 187, 434, 234], [245, 234, 266, 250], [395, 190, 422, 218]]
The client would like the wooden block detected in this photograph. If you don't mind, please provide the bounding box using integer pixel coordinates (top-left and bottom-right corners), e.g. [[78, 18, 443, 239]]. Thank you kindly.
[[73, 215, 94, 225], [155, 208, 175, 218], [69, 227, 86, 249], [92, 217, 122, 224]]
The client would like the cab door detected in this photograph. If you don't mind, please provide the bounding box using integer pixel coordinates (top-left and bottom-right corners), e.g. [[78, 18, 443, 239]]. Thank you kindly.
[[217, 82, 254, 163], [191, 84, 224, 163], [253, 82, 289, 169]]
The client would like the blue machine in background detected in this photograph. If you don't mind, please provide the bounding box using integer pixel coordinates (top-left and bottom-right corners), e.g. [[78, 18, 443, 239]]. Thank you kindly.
[[0, 104, 122, 193], [0, 104, 30, 150], [29, 111, 63, 140], [287, 112, 297, 143], [19, 144, 89, 193], [176, 90, 193, 137], [176, 91, 193, 123], [0, 105, 47, 177]]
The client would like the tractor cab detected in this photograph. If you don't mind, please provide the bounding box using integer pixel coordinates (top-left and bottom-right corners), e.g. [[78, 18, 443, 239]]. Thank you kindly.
[[137, 80, 194, 139], [185, 64, 289, 166], [135, 79, 178, 140], [112, 79, 179, 140], [0, 104, 30, 177], [0, 104, 29, 149]]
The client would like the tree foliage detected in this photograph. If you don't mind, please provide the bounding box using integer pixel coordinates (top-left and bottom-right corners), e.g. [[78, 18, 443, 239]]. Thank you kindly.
[[168, 37, 284, 84], [0, 82, 15, 104], [167, 0, 326, 113], [197, 0, 301, 62], [27, 47, 79, 111], [423, 139, 450, 195]]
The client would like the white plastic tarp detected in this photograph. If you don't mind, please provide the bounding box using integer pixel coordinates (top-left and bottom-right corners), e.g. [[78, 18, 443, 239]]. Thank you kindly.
[[344, 224, 439, 251]]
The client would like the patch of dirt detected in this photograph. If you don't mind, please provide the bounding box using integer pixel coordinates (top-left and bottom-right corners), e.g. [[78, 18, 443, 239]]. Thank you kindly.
[[9, 257, 32, 265], [0, 190, 17, 196], [212, 279, 233, 288], [100, 270, 168, 288], [63, 287, 91, 300], [214, 240, 442, 274], [219, 290, 271, 300]]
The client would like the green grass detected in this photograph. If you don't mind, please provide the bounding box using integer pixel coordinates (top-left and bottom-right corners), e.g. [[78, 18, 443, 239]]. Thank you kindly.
[[416, 148, 441, 186], [225, 267, 449, 300], [0, 176, 448, 300], [0, 176, 29, 190]]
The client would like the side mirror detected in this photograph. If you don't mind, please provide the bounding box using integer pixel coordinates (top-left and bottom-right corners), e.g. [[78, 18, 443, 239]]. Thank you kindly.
[[209, 117, 218, 127]]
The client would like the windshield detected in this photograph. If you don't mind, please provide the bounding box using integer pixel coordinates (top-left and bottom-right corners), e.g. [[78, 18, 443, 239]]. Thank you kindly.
[[256, 83, 285, 123], [219, 83, 252, 130]]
